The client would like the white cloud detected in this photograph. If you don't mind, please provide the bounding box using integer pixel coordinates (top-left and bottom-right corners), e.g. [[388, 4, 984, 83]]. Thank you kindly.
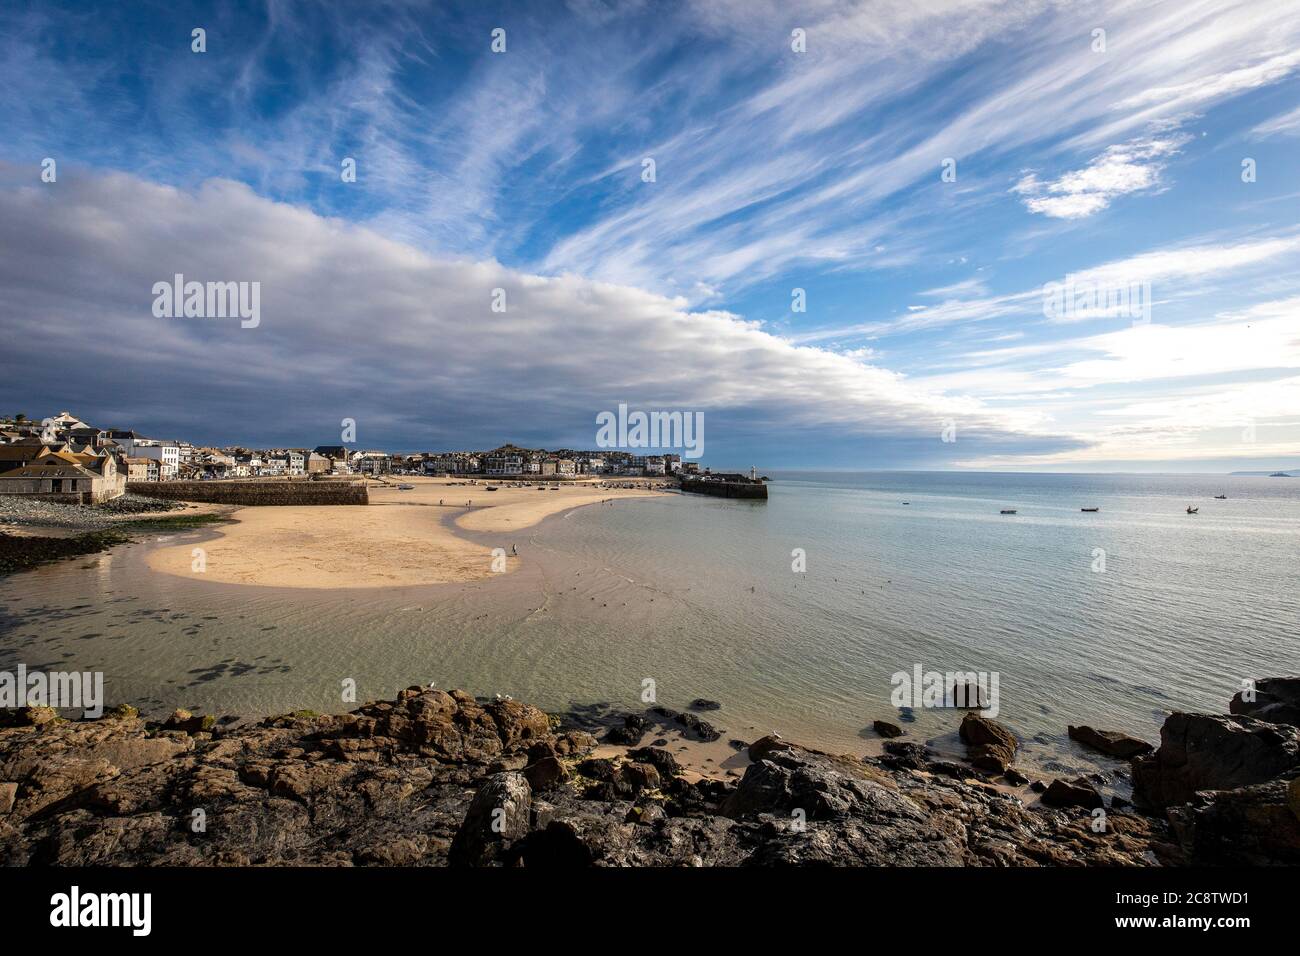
[[1013, 135, 1188, 219], [1253, 103, 1300, 137], [0, 167, 1062, 457]]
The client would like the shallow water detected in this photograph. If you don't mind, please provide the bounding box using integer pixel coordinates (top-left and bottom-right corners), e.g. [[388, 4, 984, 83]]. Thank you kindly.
[[2, 471, 1297, 779]]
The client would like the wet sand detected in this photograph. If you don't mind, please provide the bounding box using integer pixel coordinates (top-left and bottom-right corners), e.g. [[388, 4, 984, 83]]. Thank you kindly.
[[146, 476, 666, 589]]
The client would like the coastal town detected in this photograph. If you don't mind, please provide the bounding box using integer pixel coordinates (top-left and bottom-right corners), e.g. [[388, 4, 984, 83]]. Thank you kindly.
[[0, 410, 766, 507]]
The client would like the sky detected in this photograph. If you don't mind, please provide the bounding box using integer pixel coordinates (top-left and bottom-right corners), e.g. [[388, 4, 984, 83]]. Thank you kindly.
[[1, 0, 1298, 471]]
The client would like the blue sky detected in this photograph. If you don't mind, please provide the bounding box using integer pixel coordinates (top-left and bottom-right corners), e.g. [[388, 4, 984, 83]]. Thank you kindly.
[[2, 0, 1299, 470]]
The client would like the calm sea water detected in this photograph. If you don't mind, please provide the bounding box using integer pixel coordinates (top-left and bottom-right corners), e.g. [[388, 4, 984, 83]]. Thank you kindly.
[[2, 471, 1297, 775]]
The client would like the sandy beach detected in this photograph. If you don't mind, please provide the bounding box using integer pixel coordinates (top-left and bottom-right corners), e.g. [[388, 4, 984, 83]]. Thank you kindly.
[[147, 476, 666, 589]]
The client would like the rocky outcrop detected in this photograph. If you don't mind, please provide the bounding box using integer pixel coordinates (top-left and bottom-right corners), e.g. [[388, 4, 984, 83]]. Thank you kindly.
[[0, 687, 1170, 867], [960, 712, 1018, 773], [1131, 713, 1300, 811], [1041, 777, 1104, 810], [1067, 725, 1153, 759], [873, 720, 903, 738], [449, 772, 531, 866], [1230, 677, 1300, 728], [1165, 778, 1300, 865]]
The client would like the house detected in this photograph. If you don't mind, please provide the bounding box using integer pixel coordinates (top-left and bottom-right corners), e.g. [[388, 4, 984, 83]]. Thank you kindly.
[[0, 440, 59, 475], [129, 442, 180, 479], [644, 456, 666, 475], [123, 457, 152, 482], [67, 426, 108, 449], [485, 454, 524, 476], [556, 458, 576, 476], [0, 451, 125, 502], [354, 452, 391, 475], [305, 452, 330, 474]]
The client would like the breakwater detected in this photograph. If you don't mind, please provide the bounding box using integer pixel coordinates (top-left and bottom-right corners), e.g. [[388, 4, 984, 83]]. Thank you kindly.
[[126, 481, 369, 506], [679, 478, 768, 499]]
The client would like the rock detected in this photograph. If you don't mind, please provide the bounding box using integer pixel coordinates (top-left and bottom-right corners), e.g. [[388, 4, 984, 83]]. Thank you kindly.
[[626, 747, 681, 779], [523, 756, 568, 791], [1131, 713, 1300, 810], [1041, 777, 1104, 809], [748, 734, 794, 762], [448, 772, 531, 866], [620, 762, 661, 794], [1030, 780, 1047, 793], [1230, 677, 1300, 728], [576, 757, 617, 781], [626, 802, 666, 826], [1291, 777, 1300, 823], [690, 699, 722, 711], [605, 714, 645, 745], [878, 742, 930, 772], [873, 720, 903, 738], [1166, 777, 1300, 864], [163, 709, 217, 734], [675, 711, 721, 741], [1067, 725, 1153, 758], [0, 706, 58, 727], [960, 712, 1018, 773], [1003, 769, 1029, 786], [0, 684, 1173, 868]]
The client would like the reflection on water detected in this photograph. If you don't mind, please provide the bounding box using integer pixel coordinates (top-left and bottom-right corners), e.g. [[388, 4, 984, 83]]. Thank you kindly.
[[1, 471, 1297, 779]]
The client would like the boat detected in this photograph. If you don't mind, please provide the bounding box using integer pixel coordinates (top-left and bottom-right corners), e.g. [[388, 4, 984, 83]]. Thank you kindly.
[[1214, 494, 1227, 499], [1081, 507, 1099, 512], [397, 483, 414, 490], [902, 501, 910, 505], [1186, 506, 1198, 514], [485, 486, 499, 491], [1268, 472, 1290, 478], [1000, 509, 1017, 515]]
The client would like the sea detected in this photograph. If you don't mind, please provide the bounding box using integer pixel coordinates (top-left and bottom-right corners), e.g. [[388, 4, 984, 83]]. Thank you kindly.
[[2, 471, 1297, 777]]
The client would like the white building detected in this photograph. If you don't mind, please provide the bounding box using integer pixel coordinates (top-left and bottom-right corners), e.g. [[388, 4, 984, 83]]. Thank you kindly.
[[129, 442, 181, 479], [485, 455, 524, 476]]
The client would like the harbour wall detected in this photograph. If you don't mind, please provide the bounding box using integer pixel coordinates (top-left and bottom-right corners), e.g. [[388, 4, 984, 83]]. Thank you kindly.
[[126, 481, 369, 506], [679, 478, 768, 500]]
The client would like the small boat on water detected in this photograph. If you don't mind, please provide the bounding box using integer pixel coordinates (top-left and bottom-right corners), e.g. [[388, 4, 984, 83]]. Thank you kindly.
[[1186, 506, 1198, 514], [1000, 509, 1017, 515], [1081, 507, 1099, 512], [902, 501, 910, 505], [1214, 494, 1227, 499]]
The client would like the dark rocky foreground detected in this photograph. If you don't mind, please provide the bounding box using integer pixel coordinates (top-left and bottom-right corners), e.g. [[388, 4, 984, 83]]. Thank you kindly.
[[1, 681, 1297, 867]]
